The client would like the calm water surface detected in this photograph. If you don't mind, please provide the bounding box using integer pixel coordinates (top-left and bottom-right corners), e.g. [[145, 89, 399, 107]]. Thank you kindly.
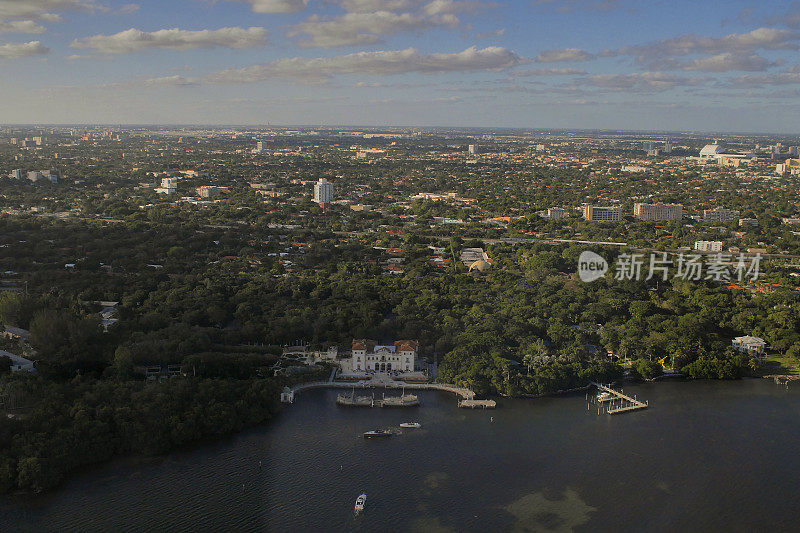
[[2, 379, 800, 532]]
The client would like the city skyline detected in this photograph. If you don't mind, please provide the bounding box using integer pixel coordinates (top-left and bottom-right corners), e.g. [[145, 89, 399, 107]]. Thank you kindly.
[[1, 0, 800, 132]]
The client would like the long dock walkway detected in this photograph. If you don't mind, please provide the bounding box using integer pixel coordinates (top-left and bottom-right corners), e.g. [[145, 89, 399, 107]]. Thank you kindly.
[[590, 382, 648, 415], [458, 399, 497, 409], [285, 375, 483, 405]]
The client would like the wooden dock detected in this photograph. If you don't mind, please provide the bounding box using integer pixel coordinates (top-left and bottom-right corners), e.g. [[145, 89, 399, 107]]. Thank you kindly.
[[590, 382, 648, 415], [458, 399, 497, 409], [284, 374, 499, 409], [763, 375, 799, 380], [287, 378, 480, 401]]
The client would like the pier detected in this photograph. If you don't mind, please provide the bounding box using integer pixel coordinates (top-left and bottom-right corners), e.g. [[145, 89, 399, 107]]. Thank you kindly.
[[283, 373, 490, 407], [458, 399, 497, 409], [764, 375, 800, 385], [590, 382, 648, 415]]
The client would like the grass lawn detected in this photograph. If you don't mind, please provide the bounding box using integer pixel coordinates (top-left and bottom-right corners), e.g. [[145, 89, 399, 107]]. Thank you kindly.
[[757, 352, 800, 377]]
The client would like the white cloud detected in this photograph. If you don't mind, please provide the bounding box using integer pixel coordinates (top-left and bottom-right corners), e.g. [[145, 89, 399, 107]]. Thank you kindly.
[[475, 27, 504, 39], [680, 53, 776, 72], [340, 0, 480, 14], [290, 11, 459, 47], [513, 67, 586, 76], [581, 72, 706, 92], [117, 3, 139, 14], [422, 0, 482, 15], [145, 75, 200, 87], [532, 0, 622, 13], [607, 27, 800, 66], [0, 20, 46, 34], [340, 0, 416, 11], [731, 67, 800, 87], [0, 0, 98, 20], [0, 40, 49, 59], [239, 0, 308, 13], [766, 2, 800, 29], [288, 0, 487, 47], [0, 0, 97, 43], [535, 48, 593, 62], [71, 27, 268, 53], [206, 46, 523, 83]]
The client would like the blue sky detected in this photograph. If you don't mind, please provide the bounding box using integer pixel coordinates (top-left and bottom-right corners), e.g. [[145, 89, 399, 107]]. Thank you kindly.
[[1, 0, 800, 131]]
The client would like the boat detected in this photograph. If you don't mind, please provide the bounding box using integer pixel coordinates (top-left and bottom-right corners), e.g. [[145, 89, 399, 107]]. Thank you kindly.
[[337, 393, 374, 407], [354, 493, 367, 513], [399, 422, 421, 428], [380, 393, 419, 407], [597, 391, 614, 402], [363, 429, 392, 438]]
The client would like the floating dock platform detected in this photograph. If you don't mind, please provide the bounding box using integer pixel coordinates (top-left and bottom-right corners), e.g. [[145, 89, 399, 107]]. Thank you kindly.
[[458, 399, 497, 409]]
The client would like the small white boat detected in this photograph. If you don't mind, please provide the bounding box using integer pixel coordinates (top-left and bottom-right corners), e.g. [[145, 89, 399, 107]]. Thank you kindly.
[[597, 392, 614, 402], [355, 493, 367, 513], [400, 422, 421, 429]]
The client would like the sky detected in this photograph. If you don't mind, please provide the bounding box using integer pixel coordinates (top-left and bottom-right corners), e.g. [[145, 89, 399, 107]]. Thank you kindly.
[[1, 0, 800, 132]]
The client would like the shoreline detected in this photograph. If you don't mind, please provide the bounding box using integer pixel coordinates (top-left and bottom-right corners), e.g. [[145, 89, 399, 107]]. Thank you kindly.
[[3, 373, 792, 497]]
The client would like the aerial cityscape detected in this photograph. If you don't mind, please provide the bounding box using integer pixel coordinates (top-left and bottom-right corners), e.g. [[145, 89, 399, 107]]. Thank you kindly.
[[3, 1, 800, 532]]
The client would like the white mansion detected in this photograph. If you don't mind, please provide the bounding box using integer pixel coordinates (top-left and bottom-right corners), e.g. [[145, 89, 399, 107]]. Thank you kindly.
[[351, 339, 418, 373]]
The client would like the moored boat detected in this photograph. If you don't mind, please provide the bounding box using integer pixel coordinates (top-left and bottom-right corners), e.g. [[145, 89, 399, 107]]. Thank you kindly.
[[399, 422, 421, 428], [354, 493, 366, 513], [363, 429, 392, 438], [597, 391, 614, 402]]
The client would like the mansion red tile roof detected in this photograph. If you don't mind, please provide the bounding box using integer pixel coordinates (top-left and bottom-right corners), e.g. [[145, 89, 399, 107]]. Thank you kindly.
[[351, 339, 418, 352]]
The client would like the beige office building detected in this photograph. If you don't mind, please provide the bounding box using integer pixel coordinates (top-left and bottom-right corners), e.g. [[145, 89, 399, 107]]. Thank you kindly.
[[633, 202, 683, 221], [583, 205, 622, 222]]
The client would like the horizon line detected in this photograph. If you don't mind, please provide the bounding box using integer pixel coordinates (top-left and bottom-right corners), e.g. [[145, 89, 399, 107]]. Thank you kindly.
[[2, 123, 799, 137]]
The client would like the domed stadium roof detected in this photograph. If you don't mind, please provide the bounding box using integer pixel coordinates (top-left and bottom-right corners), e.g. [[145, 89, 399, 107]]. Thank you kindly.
[[700, 144, 724, 157], [469, 259, 491, 273]]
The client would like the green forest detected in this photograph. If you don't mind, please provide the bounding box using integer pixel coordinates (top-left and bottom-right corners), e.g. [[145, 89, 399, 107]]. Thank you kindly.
[[1, 211, 794, 492], [2, 130, 799, 493]]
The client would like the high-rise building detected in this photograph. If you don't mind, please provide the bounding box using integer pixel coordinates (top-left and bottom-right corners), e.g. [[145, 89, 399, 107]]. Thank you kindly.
[[703, 207, 740, 223], [313, 178, 333, 204], [633, 202, 683, 221], [547, 207, 566, 219], [42, 169, 58, 183], [196, 186, 227, 198], [694, 241, 723, 252], [24, 170, 58, 183], [664, 139, 673, 154], [739, 218, 759, 228], [155, 177, 177, 194], [468, 144, 476, 155], [9, 169, 22, 180], [583, 205, 622, 222]]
